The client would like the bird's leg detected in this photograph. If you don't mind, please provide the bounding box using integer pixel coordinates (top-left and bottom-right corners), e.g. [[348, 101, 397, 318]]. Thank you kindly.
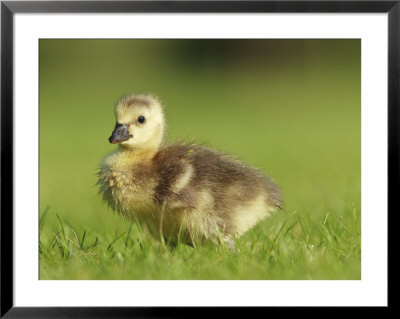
[[159, 201, 167, 247], [223, 236, 236, 251], [186, 227, 197, 248]]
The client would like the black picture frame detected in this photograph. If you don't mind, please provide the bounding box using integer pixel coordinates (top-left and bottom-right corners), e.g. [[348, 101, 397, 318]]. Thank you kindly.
[[1, 0, 396, 317]]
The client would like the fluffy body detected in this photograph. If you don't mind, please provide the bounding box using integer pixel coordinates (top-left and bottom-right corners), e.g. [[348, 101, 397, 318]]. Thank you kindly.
[[98, 94, 282, 246]]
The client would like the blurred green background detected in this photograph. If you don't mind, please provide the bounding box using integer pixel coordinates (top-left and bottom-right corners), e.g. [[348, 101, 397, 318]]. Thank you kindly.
[[39, 39, 360, 280]]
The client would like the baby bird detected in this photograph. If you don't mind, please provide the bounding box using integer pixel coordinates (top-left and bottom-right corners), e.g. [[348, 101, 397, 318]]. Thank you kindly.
[[98, 93, 282, 248]]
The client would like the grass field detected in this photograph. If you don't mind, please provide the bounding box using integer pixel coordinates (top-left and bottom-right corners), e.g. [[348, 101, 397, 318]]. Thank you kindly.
[[39, 39, 361, 280]]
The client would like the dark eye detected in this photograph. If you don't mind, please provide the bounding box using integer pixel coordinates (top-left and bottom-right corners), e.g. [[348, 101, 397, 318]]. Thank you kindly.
[[137, 116, 146, 124]]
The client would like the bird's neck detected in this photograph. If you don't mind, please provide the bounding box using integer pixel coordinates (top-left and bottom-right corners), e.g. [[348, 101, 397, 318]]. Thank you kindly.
[[118, 145, 159, 162]]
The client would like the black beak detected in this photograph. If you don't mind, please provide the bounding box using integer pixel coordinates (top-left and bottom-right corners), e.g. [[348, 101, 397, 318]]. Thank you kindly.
[[109, 124, 133, 144]]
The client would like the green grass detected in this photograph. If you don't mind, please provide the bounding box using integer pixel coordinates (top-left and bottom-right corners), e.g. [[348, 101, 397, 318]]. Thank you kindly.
[[39, 39, 361, 280], [39, 208, 360, 280]]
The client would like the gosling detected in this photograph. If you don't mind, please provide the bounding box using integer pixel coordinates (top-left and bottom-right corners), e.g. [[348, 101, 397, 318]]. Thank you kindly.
[[98, 93, 282, 248]]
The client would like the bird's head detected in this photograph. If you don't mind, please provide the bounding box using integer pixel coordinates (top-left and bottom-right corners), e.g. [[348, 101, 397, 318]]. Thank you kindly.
[[109, 93, 166, 151]]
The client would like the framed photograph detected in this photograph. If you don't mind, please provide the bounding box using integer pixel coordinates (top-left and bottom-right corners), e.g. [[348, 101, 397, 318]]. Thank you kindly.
[[1, 0, 395, 316]]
